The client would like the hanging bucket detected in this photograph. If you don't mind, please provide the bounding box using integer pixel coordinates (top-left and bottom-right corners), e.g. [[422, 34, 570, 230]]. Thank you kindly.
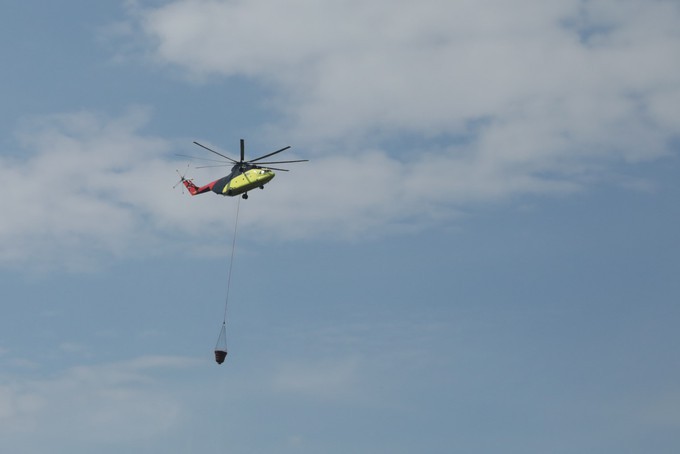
[[214, 322, 228, 365], [214, 349, 227, 364]]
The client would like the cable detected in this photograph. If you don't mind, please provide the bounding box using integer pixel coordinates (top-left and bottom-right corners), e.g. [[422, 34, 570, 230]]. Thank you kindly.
[[223, 197, 241, 324]]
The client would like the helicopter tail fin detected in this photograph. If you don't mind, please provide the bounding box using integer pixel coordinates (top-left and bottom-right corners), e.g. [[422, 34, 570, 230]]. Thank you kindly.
[[182, 179, 207, 196]]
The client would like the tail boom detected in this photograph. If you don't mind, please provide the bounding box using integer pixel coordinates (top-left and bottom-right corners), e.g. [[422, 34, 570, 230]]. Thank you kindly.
[[182, 179, 213, 195]]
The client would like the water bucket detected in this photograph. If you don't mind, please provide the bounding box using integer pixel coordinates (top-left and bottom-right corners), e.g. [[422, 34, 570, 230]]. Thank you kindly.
[[214, 349, 227, 364]]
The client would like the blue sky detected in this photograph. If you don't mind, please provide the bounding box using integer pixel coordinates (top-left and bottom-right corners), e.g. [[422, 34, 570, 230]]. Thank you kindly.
[[1, 1, 680, 452]]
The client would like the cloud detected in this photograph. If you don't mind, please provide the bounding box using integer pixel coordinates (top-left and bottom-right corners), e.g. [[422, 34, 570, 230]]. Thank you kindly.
[[1, 107, 172, 270], [0, 355, 199, 449], [115, 0, 680, 244], [271, 356, 360, 399], [4, 0, 680, 268], [0, 106, 572, 269], [2, 107, 262, 270], [135, 0, 680, 152], [641, 391, 680, 428]]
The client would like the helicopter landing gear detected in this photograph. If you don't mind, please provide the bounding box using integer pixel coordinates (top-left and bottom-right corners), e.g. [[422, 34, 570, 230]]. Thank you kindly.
[[242, 193, 249, 199], [259, 185, 264, 190]]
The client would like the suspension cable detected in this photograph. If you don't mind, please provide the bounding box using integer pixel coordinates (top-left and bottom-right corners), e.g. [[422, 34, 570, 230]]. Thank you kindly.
[[223, 197, 241, 324]]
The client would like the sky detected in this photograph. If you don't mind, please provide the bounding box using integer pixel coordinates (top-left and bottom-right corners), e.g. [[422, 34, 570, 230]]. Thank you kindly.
[[1, 0, 680, 452]]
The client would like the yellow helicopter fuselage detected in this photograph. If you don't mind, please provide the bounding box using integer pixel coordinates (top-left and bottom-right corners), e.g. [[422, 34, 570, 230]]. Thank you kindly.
[[220, 168, 276, 196]]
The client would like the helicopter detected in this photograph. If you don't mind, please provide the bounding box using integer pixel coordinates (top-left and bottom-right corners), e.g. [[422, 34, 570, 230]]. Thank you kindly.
[[176, 139, 308, 199]]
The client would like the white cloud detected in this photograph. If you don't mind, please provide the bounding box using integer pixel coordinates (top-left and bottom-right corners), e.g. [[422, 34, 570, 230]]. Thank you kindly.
[[641, 390, 680, 428], [1, 107, 258, 269], [271, 356, 360, 399], [0, 355, 199, 448], [120, 0, 680, 245], [3, 0, 679, 268], [1, 108, 170, 269], [135, 0, 680, 152], [0, 106, 572, 268]]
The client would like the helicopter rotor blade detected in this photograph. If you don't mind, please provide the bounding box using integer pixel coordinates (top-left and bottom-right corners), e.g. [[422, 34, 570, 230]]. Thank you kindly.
[[195, 164, 233, 169], [240, 139, 245, 162], [172, 165, 191, 191], [254, 159, 309, 165], [193, 141, 239, 163], [249, 146, 292, 163], [263, 166, 290, 172], [172, 170, 184, 189], [175, 153, 228, 163]]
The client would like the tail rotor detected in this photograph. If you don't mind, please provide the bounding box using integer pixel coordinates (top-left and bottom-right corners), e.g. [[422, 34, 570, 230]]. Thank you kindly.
[[173, 162, 192, 194]]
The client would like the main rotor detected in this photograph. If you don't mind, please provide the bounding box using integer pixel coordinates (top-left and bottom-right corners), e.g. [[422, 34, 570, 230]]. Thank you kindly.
[[191, 139, 308, 172]]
